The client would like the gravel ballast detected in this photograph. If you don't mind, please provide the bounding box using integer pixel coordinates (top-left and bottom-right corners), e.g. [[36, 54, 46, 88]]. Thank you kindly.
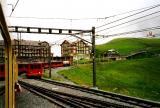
[[20, 78, 138, 107], [16, 88, 60, 108]]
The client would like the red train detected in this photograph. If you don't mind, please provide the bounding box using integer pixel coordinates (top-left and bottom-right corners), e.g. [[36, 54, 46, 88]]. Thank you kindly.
[[18, 62, 43, 78], [0, 64, 5, 80], [0, 62, 43, 79], [43, 61, 64, 69], [18, 63, 28, 75], [0, 60, 71, 79]]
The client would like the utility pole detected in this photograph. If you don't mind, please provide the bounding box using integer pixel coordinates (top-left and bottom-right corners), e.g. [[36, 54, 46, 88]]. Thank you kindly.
[[48, 46, 51, 78], [92, 27, 96, 88]]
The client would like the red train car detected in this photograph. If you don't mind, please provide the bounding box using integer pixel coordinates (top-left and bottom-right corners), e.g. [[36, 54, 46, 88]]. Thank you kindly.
[[43, 62, 49, 69], [18, 63, 28, 75], [43, 61, 64, 69], [0, 64, 5, 80], [53, 56, 73, 65], [0, 62, 43, 79], [51, 61, 63, 68], [63, 61, 70, 67], [26, 62, 43, 78]]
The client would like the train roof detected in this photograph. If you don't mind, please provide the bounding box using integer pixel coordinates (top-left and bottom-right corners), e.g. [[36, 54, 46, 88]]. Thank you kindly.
[[18, 61, 43, 64]]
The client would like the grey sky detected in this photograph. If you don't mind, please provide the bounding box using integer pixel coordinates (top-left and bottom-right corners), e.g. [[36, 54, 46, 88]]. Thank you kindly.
[[5, 0, 160, 56]]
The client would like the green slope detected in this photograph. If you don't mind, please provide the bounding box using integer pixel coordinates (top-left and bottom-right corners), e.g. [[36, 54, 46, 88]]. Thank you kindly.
[[59, 57, 160, 101], [96, 38, 160, 56]]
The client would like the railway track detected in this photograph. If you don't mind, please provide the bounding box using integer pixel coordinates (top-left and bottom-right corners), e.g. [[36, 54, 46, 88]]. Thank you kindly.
[[19, 80, 132, 108], [36, 78, 160, 108]]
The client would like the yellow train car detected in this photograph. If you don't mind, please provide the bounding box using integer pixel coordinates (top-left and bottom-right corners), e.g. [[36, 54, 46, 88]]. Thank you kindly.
[[0, 2, 18, 108]]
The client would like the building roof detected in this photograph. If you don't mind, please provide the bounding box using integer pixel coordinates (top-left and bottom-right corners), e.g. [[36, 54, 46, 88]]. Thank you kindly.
[[12, 39, 49, 46], [60, 40, 71, 46], [61, 39, 90, 46]]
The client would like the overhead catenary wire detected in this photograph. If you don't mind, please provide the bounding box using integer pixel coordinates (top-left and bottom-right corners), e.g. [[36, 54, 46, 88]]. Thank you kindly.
[[8, 4, 160, 21], [96, 10, 160, 33], [98, 26, 160, 38], [52, 38, 77, 45], [52, 36, 72, 43], [103, 14, 160, 35], [71, 34, 92, 44], [51, 34, 91, 45], [10, 0, 20, 16], [96, 4, 160, 29], [102, 3, 160, 19]]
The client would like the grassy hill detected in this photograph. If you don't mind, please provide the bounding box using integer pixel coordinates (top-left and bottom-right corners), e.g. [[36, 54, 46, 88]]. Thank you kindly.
[[96, 38, 160, 56], [57, 38, 160, 101], [59, 57, 160, 101]]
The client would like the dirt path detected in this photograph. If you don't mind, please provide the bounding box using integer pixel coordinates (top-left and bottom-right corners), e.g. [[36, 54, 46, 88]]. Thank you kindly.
[[44, 67, 75, 85]]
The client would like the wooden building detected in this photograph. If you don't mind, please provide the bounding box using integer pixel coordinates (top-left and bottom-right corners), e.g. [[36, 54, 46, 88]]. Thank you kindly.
[[61, 39, 91, 60], [0, 39, 53, 62]]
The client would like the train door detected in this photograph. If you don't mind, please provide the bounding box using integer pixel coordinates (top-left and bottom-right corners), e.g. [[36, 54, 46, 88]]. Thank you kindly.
[[27, 63, 37, 77], [37, 63, 43, 77], [0, 64, 5, 80], [18, 63, 28, 75], [27, 63, 31, 77], [27, 63, 42, 77], [0, 2, 14, 108], [33, 63, 43, 77]]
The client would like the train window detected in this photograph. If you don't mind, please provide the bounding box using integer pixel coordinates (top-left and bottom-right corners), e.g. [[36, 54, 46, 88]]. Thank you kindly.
[[0, 65, 2, 71], [0, 65, 4, 71], [37, 64, 41, 69], [22, 64, 25, 68], [34, 65, 37, 69], [18, 64, 22, 68], [25, 64, 28, 68], [31, 65, 34, 69]]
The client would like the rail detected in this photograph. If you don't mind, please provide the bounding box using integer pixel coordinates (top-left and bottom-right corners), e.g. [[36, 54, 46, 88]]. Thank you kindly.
[[19, 80, 131, 108], [37, 78, 160, 108]]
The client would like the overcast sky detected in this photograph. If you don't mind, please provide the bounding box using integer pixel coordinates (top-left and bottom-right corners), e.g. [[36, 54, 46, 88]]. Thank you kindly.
[[5, 0, 160, 56]]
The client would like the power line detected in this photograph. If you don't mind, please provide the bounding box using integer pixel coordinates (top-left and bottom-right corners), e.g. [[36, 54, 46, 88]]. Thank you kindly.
[[102, 3, 160, 18], [8, 4, 160, 21], [51, 35, 91, 45], [9, 16, 100, 20], [71, 34, 92, 44], [10, 0, 20, 16], [98, 26, 160, 38], [52, 36, 72, 43], [104, 14, 160, 35], [96, 4, 160, 29], [51, 33, 92, 44], [96, 10, 160, 33]]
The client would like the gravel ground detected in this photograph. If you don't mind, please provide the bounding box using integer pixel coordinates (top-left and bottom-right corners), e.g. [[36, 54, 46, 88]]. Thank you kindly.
[[16, 88, 61, 108], [20, 78, 140, 107]]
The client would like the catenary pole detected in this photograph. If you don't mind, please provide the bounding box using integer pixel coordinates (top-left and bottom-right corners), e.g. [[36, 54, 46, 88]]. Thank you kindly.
[[48, 46, 51, 78], [92, 27, 96, 88]]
